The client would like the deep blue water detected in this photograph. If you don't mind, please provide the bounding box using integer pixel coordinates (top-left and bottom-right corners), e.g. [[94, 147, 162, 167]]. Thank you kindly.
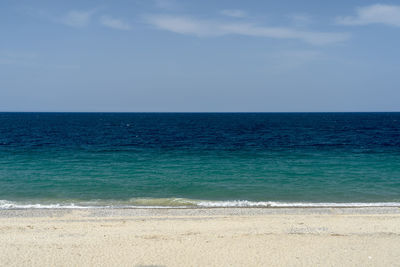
[[0, 113, 399, 208]]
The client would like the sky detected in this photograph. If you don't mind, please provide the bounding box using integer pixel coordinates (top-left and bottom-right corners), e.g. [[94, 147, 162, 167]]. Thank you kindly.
[[1, 0, 400, 112]]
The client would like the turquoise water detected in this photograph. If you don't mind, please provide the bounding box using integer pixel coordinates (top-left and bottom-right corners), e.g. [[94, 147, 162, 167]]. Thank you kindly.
[[0, 113, 399, 208]]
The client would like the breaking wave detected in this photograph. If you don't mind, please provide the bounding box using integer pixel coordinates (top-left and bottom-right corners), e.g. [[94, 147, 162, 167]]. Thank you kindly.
[[1, 198, 400, 209]]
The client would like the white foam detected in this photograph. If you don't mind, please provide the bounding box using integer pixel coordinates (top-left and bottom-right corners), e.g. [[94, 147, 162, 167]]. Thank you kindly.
[[0, 199, 186, 209], [1, 199, 399, 209], [0, 200, 98, 209], [195, 200, 400, 208]]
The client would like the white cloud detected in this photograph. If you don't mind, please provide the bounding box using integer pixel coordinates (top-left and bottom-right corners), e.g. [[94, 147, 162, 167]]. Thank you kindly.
[[145, 15, 350, 45], [221, 9, 247, 18], [100, 16, 131, 30], [59, 10, 95, 27], [336, 4, 400, 27]]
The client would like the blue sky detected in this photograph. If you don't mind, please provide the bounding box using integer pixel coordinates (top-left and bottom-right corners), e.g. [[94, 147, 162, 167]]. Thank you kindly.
[[1, 0, 400, 112]]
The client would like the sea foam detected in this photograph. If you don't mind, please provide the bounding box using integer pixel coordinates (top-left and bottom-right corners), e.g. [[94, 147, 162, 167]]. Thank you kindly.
[[1, 199, 399, 209]]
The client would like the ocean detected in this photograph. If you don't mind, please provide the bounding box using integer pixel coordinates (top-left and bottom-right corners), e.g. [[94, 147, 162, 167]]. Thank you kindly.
[[0, 112, 399, 208]]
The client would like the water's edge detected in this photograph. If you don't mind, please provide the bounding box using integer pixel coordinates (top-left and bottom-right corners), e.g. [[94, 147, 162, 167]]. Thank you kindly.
[[1, 198, 400, 209]]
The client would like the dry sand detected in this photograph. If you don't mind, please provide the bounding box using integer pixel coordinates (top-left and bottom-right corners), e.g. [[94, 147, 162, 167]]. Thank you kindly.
[[1, 207, 400, 266]]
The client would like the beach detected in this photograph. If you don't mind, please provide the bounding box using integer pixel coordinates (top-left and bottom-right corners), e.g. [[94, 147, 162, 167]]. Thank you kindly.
[[2, 0, 400, 263], [1, 207, 400, 266]]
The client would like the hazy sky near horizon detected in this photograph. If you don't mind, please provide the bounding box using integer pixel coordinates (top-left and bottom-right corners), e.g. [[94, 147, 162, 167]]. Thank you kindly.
[[1, 0, 400, 112]]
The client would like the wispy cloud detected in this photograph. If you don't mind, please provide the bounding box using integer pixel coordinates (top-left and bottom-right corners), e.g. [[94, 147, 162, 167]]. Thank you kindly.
[[0, 51, 79, 69], [154, 0, 179, 10], [0, 51, 37, 60], [59, 10, 96, 27], [221, 9, 247, 18], [287, 14, 313, 27], [22, 7, 97, 28], [100, 16, 131, 30], [336, 4, 400, 27], [0, 51, 36, 66], [267, 50, 322, 72], [145, 15, 350, 45]]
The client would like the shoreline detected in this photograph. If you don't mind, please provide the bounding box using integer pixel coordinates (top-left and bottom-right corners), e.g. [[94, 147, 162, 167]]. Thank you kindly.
[[2, 199, 400, 210]]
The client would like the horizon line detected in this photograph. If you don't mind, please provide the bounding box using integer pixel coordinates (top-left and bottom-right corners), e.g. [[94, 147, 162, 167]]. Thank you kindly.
[[1, 111, 400, 113]]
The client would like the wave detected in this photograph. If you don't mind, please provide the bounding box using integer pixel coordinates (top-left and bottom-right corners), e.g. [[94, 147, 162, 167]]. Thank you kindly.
[[1, 198, 400, 209], [195, 200, 400, 208]]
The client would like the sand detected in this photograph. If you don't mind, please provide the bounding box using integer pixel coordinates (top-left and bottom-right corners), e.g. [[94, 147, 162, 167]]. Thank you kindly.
[[1, 207, 400, 266]]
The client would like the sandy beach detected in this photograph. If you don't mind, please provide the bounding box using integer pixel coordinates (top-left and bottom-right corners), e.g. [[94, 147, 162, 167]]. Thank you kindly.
[[0, 207, 399, 266]]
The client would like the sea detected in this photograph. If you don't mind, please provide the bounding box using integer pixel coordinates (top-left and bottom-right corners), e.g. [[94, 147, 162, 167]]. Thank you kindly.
[[0, 112, 399, 209]]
